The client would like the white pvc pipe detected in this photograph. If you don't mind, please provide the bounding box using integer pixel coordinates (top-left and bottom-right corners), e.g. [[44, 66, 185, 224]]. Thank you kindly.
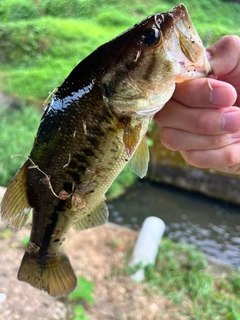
[[128, 216, 165, 282]]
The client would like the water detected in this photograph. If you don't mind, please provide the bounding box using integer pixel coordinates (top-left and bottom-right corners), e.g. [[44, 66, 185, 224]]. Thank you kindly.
[[108, 180, 240, 268]]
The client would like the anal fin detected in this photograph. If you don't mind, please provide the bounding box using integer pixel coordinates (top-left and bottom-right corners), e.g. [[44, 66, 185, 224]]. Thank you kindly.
[[0, 160, 32, 231], [128, 135, 149, 178], [74, 199, 109, 230], [18, 250, 77, 297]]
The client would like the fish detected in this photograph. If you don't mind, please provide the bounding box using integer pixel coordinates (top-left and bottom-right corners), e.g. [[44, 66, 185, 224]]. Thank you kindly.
[[0, 3, 211, 297]]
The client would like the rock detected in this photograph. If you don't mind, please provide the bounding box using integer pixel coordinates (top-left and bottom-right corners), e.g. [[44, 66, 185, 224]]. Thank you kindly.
[[0, 293, 6, 303], [148, 163, 240, 204]]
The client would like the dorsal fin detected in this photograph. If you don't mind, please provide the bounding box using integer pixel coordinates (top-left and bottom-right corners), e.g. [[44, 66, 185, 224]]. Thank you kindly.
[[73, 199, 109, 230], [0, 160, 31, 231], [128, 136, 149, 178]]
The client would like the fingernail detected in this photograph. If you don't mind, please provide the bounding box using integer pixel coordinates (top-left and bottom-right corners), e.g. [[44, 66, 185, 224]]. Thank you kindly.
[[222, 112, 240, 131]]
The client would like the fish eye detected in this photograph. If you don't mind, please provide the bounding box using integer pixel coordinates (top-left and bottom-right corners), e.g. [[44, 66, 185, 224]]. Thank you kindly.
[[141, 28, 160, 47]]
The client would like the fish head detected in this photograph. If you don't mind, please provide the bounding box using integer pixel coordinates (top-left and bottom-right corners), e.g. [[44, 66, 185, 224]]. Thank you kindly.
[[101, 3, 211, 116]]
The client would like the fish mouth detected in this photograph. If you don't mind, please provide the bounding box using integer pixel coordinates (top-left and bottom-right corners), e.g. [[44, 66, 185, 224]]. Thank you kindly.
[[172, 4, 206, 63], [159, 4, 212, 80]]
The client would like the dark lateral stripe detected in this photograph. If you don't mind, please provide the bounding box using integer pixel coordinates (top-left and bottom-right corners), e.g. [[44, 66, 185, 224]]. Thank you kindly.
[[143, 52, 157, 82], [38, 202, 65, 265]]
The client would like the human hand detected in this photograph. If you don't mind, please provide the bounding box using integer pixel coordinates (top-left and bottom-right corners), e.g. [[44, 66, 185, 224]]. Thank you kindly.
[[154, 35, 240, 174]]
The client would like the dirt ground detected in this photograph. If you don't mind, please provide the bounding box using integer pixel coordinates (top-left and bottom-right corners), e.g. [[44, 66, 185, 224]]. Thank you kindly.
[[0, 217, 187, 320]]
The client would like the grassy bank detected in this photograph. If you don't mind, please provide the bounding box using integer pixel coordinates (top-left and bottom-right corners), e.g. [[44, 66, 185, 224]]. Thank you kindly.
[[0, 0, 239, 101], [142, 239, 240, 319]]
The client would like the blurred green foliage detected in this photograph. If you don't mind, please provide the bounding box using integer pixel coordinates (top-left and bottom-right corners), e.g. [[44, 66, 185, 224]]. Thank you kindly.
[[106, 166, 137, 199], [0, 18, 120, 98], [67, 276, 94, 320], [72, 305, 89, 320], [69, 277, 94, 303], [0, 0, 40, 21], [0, 106, 41, 187], [0, 0, 239, 99]]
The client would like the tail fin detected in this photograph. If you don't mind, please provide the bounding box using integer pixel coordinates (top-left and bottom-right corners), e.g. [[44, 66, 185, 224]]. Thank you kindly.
[[18, 251, 77, 297]]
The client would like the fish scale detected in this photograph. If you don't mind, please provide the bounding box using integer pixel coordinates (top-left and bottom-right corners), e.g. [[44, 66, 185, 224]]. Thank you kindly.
[[0, 4, 211, 296]]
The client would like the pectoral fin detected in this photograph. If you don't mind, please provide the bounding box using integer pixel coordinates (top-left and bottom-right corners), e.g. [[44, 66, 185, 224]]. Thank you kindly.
[[128, 136, 149, 178], [123, 121, 142, 157], [0, 160, 31, 231], [74, 199, 109, 230]]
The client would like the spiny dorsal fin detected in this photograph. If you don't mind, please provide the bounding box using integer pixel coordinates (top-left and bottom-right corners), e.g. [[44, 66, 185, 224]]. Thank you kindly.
[[128, 135, 149, 178], [0, 160, 31, 231], [18, 251, 77, 297], [74, 199, 109, 230]]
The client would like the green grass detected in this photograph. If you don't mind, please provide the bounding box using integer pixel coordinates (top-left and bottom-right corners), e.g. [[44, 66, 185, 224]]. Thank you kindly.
[[0, 106, 41, 187], [0, 228, 10, 239], [21, 236, 30, 248], [65, 276, 95, 320], [69, 277, 94, 303], [0, 18, 126, 100], [129, 238, 240, 319], [0, 0, 239, 101], [106, 166, 137, 199]]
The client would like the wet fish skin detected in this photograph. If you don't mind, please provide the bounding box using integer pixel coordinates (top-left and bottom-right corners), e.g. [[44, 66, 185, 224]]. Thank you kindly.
[[0, 4, 211, 297]]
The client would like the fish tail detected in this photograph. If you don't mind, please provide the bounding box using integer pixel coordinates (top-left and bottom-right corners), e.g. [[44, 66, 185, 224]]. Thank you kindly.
[[18, 251, 77, 297]]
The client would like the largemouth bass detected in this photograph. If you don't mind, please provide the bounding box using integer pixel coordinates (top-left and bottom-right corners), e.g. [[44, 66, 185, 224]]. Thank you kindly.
[[0, 4, 211, 297]]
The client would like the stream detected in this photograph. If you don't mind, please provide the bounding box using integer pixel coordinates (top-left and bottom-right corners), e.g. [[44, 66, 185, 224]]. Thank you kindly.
[[108, 180, 240, 268]]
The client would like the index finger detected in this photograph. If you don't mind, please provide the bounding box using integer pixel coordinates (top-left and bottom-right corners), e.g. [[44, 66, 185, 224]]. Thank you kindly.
[[172, 78, 237, 108]]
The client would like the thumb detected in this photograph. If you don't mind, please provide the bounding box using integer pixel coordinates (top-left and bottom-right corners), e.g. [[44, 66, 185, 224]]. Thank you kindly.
[[207, 35, 240, 78]]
